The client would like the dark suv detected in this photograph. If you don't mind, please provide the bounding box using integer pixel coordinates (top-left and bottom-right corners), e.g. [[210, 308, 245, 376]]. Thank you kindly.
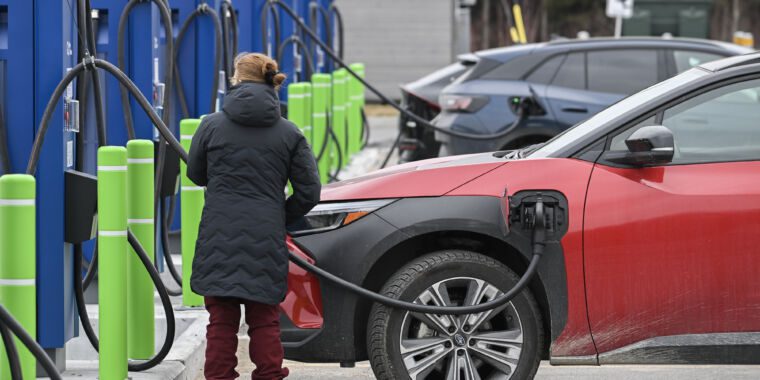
[[399, 37, 752, 161]]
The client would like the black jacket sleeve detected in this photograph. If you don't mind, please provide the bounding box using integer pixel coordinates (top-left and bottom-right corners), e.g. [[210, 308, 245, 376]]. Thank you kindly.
[[187, 120, 209, 187], [286, 134, 321, 224]]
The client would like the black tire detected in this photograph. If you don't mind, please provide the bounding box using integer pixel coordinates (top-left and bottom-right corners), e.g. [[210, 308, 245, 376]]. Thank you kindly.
[[368, 250, 543, 380]]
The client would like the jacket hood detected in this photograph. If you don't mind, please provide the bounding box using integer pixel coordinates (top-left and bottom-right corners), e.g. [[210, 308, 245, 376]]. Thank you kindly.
[[320, 153, 508, 201], [222, 82, 281, 127]]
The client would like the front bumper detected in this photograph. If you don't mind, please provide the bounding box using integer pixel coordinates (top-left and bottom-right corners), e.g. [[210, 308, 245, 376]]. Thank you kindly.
[[283, 213, 407, 362], [281, 195, 571, 363]]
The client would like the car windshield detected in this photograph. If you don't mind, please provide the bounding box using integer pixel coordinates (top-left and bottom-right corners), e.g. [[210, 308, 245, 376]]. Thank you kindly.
[[528, 68, 709, 158]]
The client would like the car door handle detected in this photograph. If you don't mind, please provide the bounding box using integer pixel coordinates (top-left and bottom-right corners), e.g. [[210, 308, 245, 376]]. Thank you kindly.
[[561, 106, 588, 113]]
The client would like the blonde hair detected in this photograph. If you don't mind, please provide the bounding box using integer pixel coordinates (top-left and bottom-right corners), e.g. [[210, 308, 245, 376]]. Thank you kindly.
[[230, 53, 287, 90]]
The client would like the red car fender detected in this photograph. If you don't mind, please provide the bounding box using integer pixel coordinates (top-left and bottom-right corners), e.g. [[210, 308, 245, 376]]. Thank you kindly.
[[449, 157, 598, 358], [281, 236, 324, 329]]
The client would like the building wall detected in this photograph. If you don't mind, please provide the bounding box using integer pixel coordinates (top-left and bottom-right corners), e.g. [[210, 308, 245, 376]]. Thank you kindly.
[[335, 0, 456, 101]]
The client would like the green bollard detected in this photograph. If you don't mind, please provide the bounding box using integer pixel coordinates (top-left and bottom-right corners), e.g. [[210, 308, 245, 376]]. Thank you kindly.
[[332, 69, 348, 169], [348, 63, 366, 156], [287, 83, 305, 133], [312, 74, 331, 183], [286, 84, 305, 196], [98, 146, 128, 380], [180, 119, 205, 307], [0, 175, 36, 379], [325, 73, 336, 177], [303, 82, 313, 146], [126, 140, 155, 359], [290, 82, 314, 144]]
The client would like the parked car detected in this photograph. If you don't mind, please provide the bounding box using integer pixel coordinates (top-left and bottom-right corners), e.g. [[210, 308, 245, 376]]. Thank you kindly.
[[282, 52, 760, 379], [398, 60, 468, 162], [399, 37, 752, 162]]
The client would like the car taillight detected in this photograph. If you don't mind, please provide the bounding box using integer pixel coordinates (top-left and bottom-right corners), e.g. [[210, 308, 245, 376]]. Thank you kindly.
[[401, 87, 441, 112], [439, 94, 489, 113]]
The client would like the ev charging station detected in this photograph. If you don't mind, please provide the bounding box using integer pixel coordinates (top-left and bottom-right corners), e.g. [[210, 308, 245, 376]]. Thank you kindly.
[[4, 1, 706, 378], [0, 0, 193, 367], [0, 0, 377, 376]]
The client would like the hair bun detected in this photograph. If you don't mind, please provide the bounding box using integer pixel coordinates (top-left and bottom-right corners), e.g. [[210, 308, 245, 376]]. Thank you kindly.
[[264, 70, 277, 86], [272, 72, 287, 88], [232, 52, 287, 89]]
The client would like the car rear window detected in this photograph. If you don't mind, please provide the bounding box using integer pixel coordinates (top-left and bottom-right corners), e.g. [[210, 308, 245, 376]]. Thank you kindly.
[[587, 49, 658, 94], [452, 57, 501, 84], [525, 54, 565, 84], [479, 53, 549, 81], [552, 52, 585, 90]]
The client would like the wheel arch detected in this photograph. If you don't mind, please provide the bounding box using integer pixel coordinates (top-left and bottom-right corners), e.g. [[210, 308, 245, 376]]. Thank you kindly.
[[352, 229, 553, 361]]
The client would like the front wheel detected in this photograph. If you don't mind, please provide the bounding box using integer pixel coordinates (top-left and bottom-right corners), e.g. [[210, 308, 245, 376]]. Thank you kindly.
[[367, 250, 543, 380]]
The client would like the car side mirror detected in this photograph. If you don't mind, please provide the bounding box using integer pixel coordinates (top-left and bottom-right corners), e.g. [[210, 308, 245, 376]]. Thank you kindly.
[[603, 125, 675, 166]]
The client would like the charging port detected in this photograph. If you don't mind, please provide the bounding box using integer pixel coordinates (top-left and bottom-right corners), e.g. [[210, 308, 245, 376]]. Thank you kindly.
[[509, 190, 568, 240]]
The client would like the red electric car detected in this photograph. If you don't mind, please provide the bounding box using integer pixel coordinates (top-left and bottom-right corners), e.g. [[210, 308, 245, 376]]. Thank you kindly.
[[281, 52, 760, 379]]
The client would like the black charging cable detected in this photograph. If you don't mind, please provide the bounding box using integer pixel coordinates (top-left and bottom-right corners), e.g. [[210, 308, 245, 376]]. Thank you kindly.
[[220, 0, 239, 86], [328, 122, 344, 182], [74, 228, 180, 371], [26, 58, 183, 373], [74, 0, 108, 293], [379, 99, 528, 169], [0, 305, 62, 380], [289, 197, 546, 315], [160, 196, 184, 295], [260, 0, 282, 57], [268, 0, 531, 142], [361, 108, 370, 149], [173, 3, 223, 118], [0, 321, 22, 380], [327, 2, 344, 62], [277, 35, 315, 82], [116, 0, 174, 140]]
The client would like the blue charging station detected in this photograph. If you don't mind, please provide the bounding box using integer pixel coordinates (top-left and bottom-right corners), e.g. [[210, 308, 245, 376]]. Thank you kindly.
[[32, 0, 79, 363], [0, 1, 35, 176], [0, 0, 334, 370]]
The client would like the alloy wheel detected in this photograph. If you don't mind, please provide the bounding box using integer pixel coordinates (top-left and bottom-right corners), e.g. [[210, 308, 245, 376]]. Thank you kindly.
[[399, 277, 524, 380]]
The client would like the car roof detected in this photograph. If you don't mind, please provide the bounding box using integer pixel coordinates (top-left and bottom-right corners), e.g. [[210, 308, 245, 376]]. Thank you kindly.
[[699, 51, 760, 72], [474, 37, 753, 62]]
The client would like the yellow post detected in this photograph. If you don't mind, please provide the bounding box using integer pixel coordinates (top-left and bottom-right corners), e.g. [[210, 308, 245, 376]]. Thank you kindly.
[[513, 4, 527, 43]]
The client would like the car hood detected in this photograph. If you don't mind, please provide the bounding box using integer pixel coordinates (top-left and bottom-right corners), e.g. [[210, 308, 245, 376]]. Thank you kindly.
[[320, 153, 508, 201]]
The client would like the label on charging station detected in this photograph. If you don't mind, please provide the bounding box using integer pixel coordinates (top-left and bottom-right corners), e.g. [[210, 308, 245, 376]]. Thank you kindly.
[[63, 67, 80, 133], [153, 58, 162, 140], [216, 71, 226, 112], [64, 99, 80, 133], [67, 140, 74, 168], [317, 47, 324, 70], [153, 82, 165, 140]]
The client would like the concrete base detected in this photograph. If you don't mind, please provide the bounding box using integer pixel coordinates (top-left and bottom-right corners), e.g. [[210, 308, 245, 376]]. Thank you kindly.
[[38, 347, 66, 376], [62, 307, 208, 379], [62, 252, 208, 380]]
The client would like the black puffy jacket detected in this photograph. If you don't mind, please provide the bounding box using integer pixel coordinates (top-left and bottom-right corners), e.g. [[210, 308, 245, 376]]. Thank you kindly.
[[187, 81, 321, 304]]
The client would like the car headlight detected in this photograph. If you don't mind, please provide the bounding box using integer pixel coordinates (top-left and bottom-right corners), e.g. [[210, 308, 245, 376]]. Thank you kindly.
[[288, 199, 397, 236]]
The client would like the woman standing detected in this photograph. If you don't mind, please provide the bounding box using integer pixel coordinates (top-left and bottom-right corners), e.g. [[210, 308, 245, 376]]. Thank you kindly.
[[187, 53, 321, 380]]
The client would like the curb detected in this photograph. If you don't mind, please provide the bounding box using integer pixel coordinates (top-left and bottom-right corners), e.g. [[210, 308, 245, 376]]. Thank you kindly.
[[165, 312, 208, 380]]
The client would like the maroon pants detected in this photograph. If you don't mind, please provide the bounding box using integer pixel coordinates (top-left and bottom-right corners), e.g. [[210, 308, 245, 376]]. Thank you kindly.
[[204, 296, 289, 380]]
